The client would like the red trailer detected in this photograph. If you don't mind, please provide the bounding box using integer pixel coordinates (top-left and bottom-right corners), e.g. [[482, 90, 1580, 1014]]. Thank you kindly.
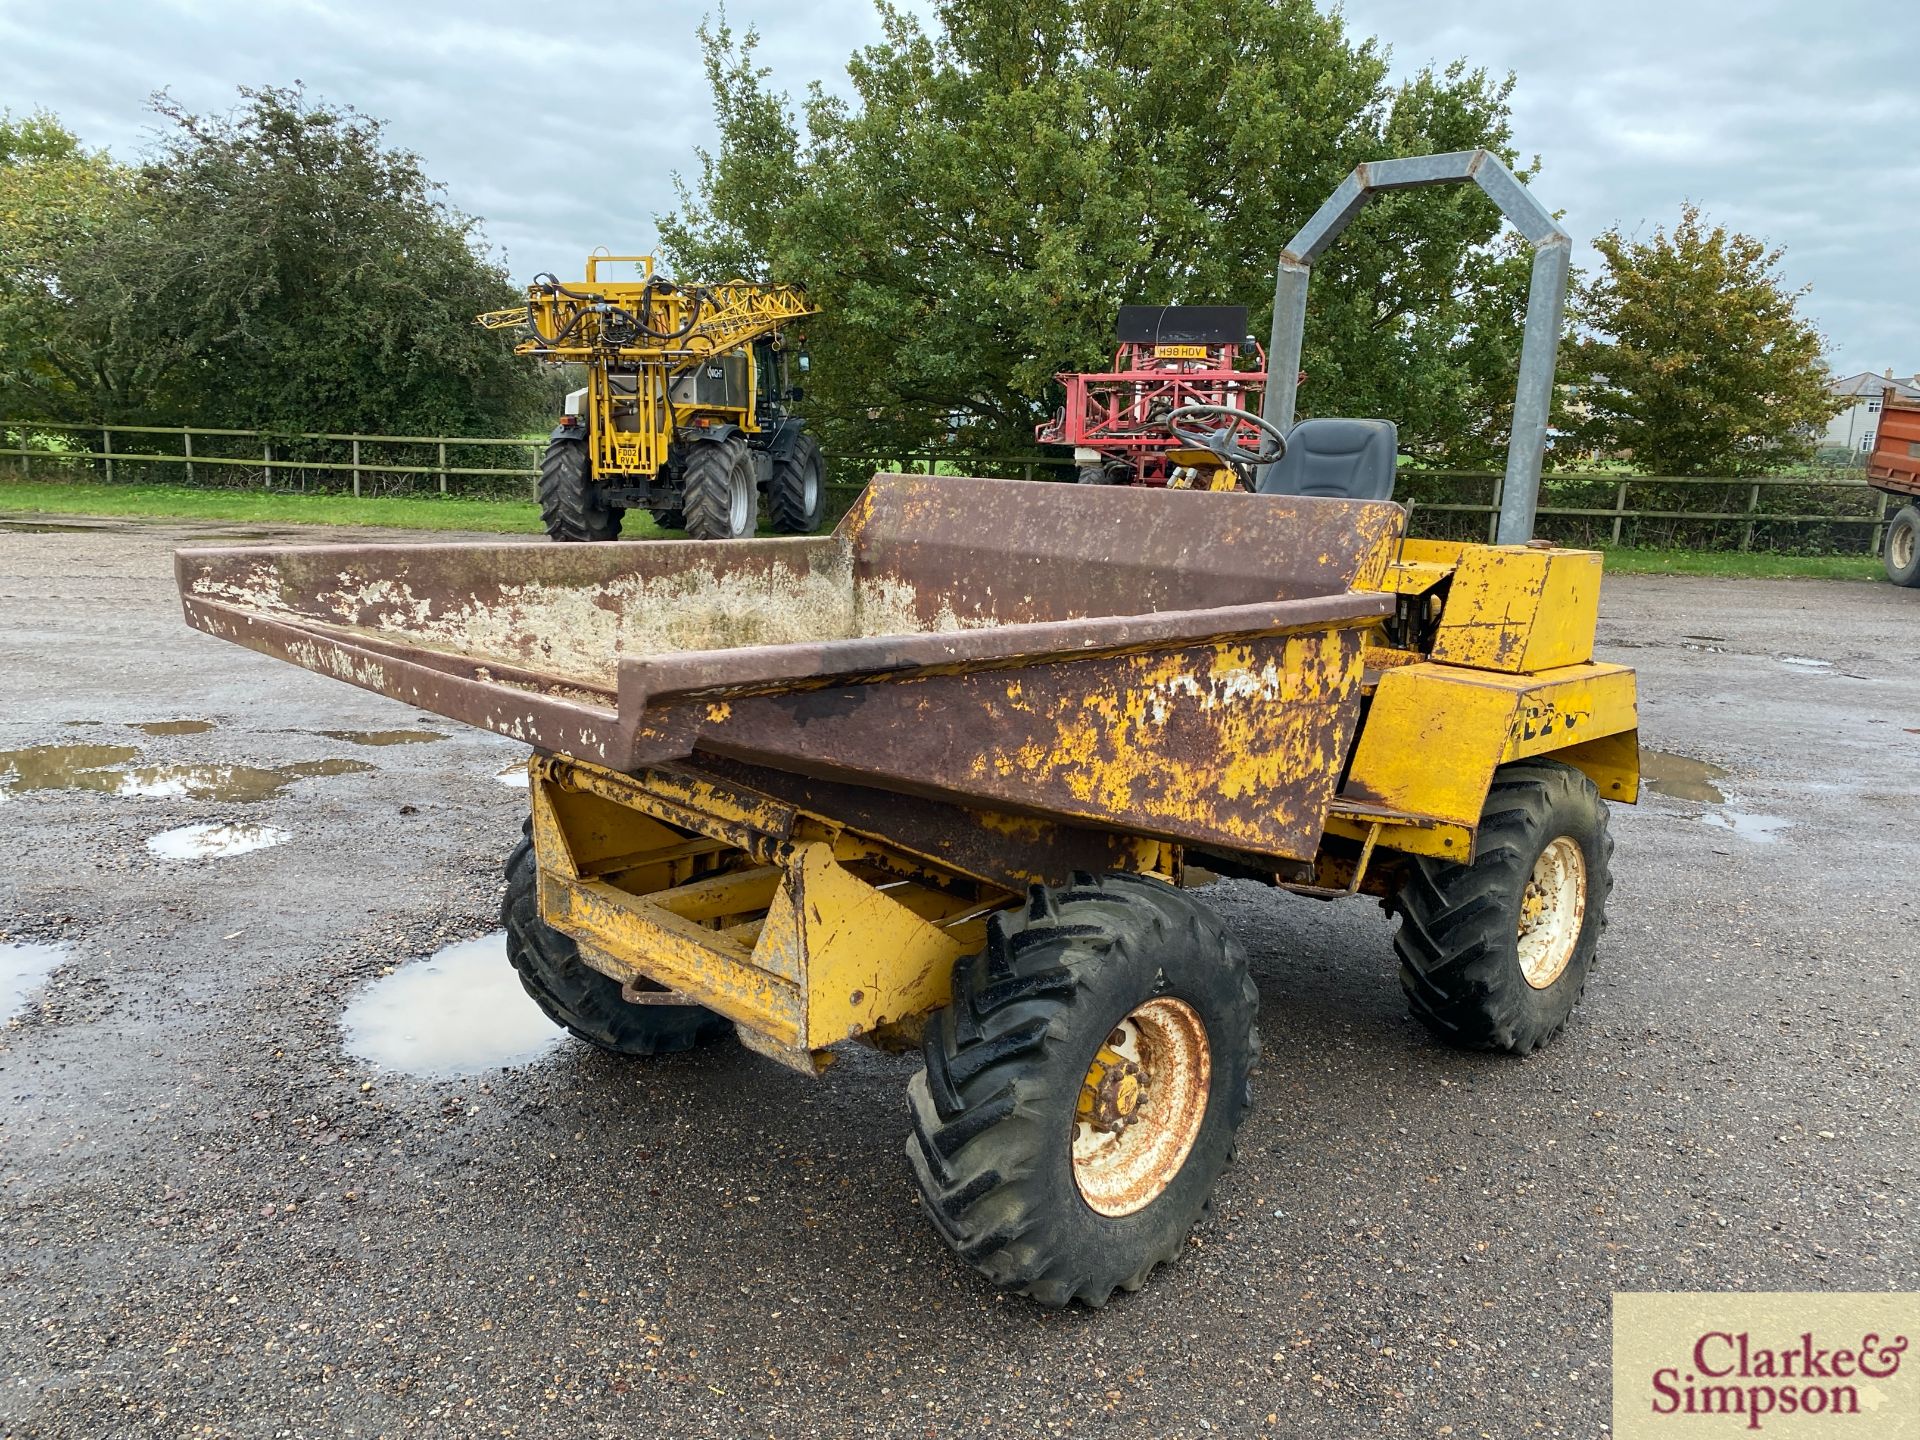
[[1036, 305, 1266, 486], [1868, 387, 1920, 586]]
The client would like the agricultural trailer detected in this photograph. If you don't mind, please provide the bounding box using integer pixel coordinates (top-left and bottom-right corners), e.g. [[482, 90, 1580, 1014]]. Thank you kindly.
[[1868, 387, 1920, 586]]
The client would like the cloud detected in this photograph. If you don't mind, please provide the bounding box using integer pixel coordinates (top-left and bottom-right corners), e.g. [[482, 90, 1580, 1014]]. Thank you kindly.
[[0, 0, 888, 274], [3, 0, 1913, 375], [1338, 0, 1920, 375]]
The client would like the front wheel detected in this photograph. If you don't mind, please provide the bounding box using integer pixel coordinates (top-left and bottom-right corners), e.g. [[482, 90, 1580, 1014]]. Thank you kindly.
[[680, 436, 757, 540], [1885, 505, 1920, 587], [1391, 758, 1613, 1053], [907, 871, 1258, 1307], [537, 439, 622, 542]]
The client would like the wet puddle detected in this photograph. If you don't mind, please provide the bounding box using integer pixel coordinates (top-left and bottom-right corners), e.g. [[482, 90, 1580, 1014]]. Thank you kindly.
[[0, 744, 371, 803], [1642, 748, 1794, 845], [495, 762, 530, 789], [340, 931, 561, 1077], [0, 520, 101, 534], [146, 822, 291, 860], [2, 941, 69, 1020], [132, 719, 217, 736], [319, 729, 447, 747], [1639, 749, 1729, 805], [1779, 655, 1833, 672], [1701, 812, 1792, 844]]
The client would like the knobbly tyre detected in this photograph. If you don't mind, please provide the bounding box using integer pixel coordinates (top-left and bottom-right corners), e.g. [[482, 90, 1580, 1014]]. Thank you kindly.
[[175, 152, 1638, 1306]]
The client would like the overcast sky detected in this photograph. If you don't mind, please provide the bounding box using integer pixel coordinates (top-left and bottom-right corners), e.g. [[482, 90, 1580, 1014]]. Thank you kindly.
[[3, 0, 1914, 378]]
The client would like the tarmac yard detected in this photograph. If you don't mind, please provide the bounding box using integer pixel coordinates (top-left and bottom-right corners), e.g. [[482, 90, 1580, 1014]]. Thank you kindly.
[[1, 516, 1916, 1438]]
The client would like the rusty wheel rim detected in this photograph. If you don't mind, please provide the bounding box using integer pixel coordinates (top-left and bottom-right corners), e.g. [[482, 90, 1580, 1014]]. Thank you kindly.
[[1071, 997, 1211, 1218], [1516, 836, 1586, 990], [1893, 522, 1916, 574]]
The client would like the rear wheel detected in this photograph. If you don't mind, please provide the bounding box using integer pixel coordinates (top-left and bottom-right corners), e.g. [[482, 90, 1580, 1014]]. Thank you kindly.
[[907, 871, 1258, 1307], [768, 433, 825, 533], [1885, 505, 1920, 587], [502, 827, 731, 1055], [1391, 759, 1612, 1053], [537, 439, 622, 542], [681, 436, 757, 540]]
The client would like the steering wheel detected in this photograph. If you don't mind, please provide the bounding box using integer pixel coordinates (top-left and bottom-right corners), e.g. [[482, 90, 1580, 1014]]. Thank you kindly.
[[1166, 404, 1287, 470]]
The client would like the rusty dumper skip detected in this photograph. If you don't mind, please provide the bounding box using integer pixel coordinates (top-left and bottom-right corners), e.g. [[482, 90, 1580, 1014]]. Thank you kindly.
[[174, 154, 1640, 1307]]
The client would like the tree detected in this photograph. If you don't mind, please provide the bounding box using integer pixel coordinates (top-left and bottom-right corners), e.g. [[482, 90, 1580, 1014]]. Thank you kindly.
[[1567, 205, 1842, 475], [0, 113, 131, 421], [0, 109, 84, 166], [661, 1, 1537, 463], [1, 89, 546, 435]]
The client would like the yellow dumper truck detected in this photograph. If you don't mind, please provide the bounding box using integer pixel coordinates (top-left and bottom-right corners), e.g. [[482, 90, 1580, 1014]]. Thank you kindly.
[[174, 152, 1637, 1307]]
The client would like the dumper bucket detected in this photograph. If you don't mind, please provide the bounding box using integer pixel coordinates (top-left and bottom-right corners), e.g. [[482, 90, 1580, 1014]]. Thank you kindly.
[[177, 475, 1404, 857]]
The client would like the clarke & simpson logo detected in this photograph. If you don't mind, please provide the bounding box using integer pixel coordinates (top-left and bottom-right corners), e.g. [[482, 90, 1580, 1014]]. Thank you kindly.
[[1615, 1295, 1920, 1438], [1649, 1329, 1908, 1428]]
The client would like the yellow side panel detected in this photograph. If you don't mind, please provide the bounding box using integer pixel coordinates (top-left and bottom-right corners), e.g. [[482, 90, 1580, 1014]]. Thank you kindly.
[[1345, 662, 1639, 851], [1499, 664, 1639, 761], [1429, 547, 1603, 674], [754, 843, 968, 1048], [1345, 669, 1521, 829]]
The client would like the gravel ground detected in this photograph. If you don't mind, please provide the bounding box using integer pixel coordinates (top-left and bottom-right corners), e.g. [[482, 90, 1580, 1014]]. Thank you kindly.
[[1, 515, 1915, 1439]]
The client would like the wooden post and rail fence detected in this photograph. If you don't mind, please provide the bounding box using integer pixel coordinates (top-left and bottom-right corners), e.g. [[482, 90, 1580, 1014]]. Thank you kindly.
[[0, 418, 1894, 554]]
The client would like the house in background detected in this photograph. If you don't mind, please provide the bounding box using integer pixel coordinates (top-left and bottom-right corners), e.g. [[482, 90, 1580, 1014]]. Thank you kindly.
[[1825, 369, 1920, 455]]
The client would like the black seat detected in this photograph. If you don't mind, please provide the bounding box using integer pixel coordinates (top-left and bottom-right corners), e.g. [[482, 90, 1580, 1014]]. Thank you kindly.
[[1257, 417, 1397, 502]]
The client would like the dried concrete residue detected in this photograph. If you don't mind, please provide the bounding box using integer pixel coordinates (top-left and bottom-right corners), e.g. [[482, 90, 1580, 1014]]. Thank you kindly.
[[323, 560, 984, 689], [190, 545, 1004, 689], [189, 561, 298, 616]]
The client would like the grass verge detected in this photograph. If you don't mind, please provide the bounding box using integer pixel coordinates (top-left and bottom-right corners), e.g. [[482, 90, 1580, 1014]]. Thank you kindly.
[[0, 479, 549, 534], [1592, 546, 1880, 581]]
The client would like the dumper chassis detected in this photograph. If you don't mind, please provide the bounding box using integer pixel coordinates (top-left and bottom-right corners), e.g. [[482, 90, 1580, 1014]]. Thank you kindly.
[[178, 152, 1637, 1308]]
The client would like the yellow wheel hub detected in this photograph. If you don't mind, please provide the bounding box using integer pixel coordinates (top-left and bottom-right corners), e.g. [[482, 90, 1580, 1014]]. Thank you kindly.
[[1516, 835, 1587, 990], [1071, 997, 1212, 1218]]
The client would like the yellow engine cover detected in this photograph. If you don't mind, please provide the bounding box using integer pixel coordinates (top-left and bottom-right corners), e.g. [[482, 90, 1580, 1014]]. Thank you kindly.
[[1428, 546, 1603, 674]]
